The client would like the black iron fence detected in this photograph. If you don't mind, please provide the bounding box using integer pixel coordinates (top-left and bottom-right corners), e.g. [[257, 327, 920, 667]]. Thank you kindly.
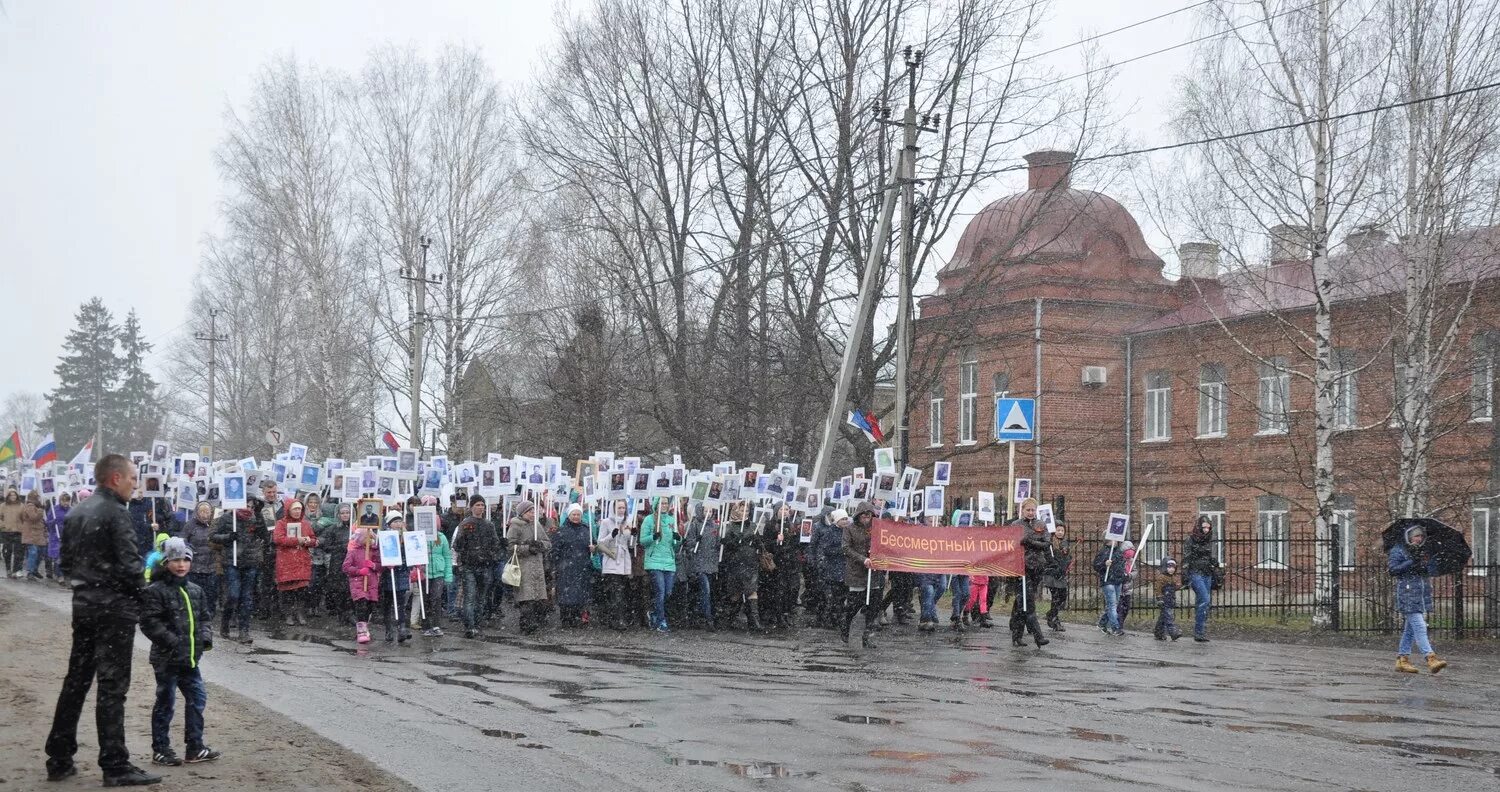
[[1057, 521, 1500, 638]]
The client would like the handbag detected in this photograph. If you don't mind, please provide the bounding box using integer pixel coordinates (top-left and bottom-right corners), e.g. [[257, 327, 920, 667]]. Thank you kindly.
[[1210, 566, 1225, 591], [501, 547, 522, 587], [759, 551, 776, 573]]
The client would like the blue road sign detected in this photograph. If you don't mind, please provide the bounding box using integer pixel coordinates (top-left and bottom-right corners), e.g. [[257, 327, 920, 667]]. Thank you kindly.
[[994, 397, 1035, 442]]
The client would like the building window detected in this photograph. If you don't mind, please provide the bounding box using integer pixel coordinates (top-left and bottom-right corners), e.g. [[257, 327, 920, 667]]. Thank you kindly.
[[1256, 495, 1289, 567], [1473, 340, 1494, 422], [1333, 495, 1355, 568], [959, 356, 978, 444], [1392, 358, 1408, 427], [1332, 349, 1357, 431], [1197, 496, 1226, 565], [1197, 364, 1227, 438], [1144, 371, 1171, 442], [1474, 504, 1496, 569], [1258, 357, 1290, 435], [1141, 498, 1168, 565], [928, 385, 944, 447]]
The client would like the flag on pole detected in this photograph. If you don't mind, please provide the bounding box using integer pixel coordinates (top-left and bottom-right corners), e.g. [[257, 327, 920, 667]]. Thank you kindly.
[[31, 433, 57, 467], [846, 410, 885, 444], [70, 438, 95, 469], [0, 430, 21, 464], [379, 431, 400, 453]]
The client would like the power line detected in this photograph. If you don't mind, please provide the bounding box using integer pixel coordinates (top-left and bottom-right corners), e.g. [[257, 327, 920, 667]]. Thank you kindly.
[[1027, 1, 1315, 92], [1019, 0, 1212, 64], [933, 80, 1500, 183]]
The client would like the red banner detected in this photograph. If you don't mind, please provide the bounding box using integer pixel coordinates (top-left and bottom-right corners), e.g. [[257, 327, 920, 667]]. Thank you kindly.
[[869, 519, 1024, 576]]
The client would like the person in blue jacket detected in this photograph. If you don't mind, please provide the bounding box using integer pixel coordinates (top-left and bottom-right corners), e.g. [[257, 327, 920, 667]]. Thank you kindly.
[[1389, 524, 1448, 674]]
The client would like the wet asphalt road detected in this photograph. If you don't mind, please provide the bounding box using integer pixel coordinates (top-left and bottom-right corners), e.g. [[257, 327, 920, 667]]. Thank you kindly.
[[14, 584, 1499, 792]]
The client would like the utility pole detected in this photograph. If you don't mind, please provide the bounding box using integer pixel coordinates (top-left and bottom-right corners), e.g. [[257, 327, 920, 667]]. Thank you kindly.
[[194, 308, 229, 462], [812, 52, 935, 488], [400, 236, 442, 455], [888, 46, 940, 473]]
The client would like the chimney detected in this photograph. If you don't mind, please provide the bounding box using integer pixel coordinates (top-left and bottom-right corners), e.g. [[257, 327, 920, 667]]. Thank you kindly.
[[1344, 224, 1389, 252], [1024, 150, 1075, 192], [1178, 242, 1221, 280], [1269, 224, 1311, 262]]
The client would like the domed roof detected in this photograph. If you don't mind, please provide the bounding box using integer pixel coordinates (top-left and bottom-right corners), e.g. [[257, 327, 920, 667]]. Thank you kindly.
[[938, 151, 1162, 286]]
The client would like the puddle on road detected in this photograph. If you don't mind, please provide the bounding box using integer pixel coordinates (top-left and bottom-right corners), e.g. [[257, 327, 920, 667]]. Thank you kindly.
[[1069, 727, 1128, 744], [481, 729, 526, 739], [1327, 713, 1442, 725], [802, 663, 852, 673], [834, 715, 899, 725], [1146, 707, 1211, 718], [518, 743, 549, 750], [666, 758, 811, 779], [745, 718, 796, 726], [264, 630, 358, 655], [568, 728, 605, 737], [247, 646, 291, 656], [869, 749, 939, 761]]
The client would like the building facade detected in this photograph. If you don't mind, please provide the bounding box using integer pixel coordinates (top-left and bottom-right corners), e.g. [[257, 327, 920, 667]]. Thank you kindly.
[[910, 150, 1500, 571]]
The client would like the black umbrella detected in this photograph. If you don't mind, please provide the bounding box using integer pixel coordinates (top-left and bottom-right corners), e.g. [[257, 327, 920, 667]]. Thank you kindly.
[[1381, 517, 1472, 575]]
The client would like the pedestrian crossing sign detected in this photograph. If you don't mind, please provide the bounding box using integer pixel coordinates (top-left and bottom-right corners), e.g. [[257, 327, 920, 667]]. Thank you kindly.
[[994, 397, 1035, 442]]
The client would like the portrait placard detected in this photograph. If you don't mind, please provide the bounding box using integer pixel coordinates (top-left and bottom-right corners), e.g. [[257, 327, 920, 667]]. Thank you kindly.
[[403, 530, 430, 567], [378, 530, 404, 567]]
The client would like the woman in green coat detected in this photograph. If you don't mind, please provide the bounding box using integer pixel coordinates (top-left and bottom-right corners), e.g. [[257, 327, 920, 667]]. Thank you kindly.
[[421, 529, 454, 637], [639, 497, 681, 632]]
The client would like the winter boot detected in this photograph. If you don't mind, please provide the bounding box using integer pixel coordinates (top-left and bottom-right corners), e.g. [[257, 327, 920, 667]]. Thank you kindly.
[[840, 603, 860, 643], [1425, 653, 1448, 674], [1027, 614, 1050, 647], [1395, 655, 1419, 673], [355, 622, 371, 644], [746, 600, 764, 631], [294, 603, 307, 626], [1047, 614, 1065, 632], [950, 615, 966, 633], [978, 613, 995, 629], [236, 628, 253, 645]]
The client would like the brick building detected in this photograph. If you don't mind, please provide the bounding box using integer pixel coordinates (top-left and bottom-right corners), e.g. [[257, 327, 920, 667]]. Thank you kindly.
[[910, 150, 1500, 571]]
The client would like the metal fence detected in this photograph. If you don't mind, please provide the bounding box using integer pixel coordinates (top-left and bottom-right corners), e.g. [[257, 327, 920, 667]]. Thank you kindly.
[[1058, 521, 1500, 638]]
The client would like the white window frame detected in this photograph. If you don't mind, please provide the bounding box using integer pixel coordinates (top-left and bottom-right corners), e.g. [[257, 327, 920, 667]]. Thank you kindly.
[[1473, 353, 1494, 422], [1200, 510, 1226, 565], [1257, 509, 1289, 568], [1334, 508, 1356, 568], [1331, 370, 1356, 431], [1197, 380, 1226, 438], [1258, 360, 1290, 435], [1144, 376, 1171, 442], [1141, 509, 1169, 566], [1473, 507, 1494, 572], [959, 361, 978, 445], [1391, 361, 1408, 428], [928, 396, 944, 448]]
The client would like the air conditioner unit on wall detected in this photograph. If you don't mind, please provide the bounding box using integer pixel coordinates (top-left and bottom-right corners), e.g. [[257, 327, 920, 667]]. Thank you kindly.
[[1082, 366, 1108, 387]]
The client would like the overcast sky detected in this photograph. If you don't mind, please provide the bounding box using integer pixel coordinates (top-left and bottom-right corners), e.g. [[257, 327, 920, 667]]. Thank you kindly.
[[0, 0, 1195, 402]]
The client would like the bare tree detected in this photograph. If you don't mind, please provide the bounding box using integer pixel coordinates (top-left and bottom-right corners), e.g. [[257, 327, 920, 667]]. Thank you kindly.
[[1155, 0, 1500, 624], [0, 390, 48, 453], [345, 46, 527, 453]]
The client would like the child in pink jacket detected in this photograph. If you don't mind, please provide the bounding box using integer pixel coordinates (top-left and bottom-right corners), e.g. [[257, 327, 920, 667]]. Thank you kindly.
[[343, 528, 381, 643]]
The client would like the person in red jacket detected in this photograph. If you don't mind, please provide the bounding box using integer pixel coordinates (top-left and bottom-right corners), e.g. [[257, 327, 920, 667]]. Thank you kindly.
[[272, 500, 318, 626]]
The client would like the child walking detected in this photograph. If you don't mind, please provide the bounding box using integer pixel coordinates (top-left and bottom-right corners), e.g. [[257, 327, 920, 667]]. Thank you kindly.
[[1153, 558, 1183, 641], [139, 538, 221, 767], [343, 527, 381, 644]]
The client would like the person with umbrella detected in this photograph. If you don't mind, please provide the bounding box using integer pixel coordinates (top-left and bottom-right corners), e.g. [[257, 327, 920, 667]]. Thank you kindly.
[[1387, 521, 1452, 674]]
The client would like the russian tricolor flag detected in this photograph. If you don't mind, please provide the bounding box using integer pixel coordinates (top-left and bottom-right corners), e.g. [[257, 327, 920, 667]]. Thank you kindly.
[[379, 431, 400, 453], [846, 410, 885, 444], [32, 433, 58, 467]]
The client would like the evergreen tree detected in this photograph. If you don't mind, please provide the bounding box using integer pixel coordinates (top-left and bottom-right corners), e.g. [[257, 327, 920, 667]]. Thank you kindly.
[[46, 298, 119, 455], [112, 310, 162, 452]]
